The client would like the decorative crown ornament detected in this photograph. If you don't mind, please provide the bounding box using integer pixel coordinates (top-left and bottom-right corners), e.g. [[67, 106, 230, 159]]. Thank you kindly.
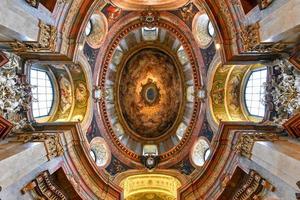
[[140, 9, 160, 29]]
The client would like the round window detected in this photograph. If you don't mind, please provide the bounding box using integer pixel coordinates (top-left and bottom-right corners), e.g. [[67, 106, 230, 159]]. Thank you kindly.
[[191, 138, 211, 166]]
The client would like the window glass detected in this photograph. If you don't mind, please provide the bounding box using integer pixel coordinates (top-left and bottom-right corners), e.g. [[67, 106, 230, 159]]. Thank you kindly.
[[142, 27, 158, 41], [30, 68, 54, 118], [207, 21, 215, 37], [85, 19, 92, 36], [89, 150, 97, 162], [245, 68, 267, 117]]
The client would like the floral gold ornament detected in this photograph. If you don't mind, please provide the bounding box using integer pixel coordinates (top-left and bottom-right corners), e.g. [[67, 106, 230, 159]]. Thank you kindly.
[[266, 60, 300, 124], [259, 0, 274, 10], [140, 9, 160, 28], [240, 22, 288, 53], [180, 3, 194, 22], [14, 133, 64, 160], [121, 174, 181, 200], [25, 0, 39, 8], [0, 52, 31, 131], [25, 0, 67, 8], [8, 21, 57, 53], [235, 132, 279, 159]]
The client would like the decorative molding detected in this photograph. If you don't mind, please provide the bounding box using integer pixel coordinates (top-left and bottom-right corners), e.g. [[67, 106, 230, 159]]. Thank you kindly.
[[140, 9, 160, 28], [8, 21, 57, 53], [25, 0, 67, 8], [180, 3, 194, 22], [0, 116, 13, 140], [240, 22, 288, 53], [283, 113, 300, 138], [14, 133, 63, 160], [97, 18, 202, 163], [258, 0, 274, 10], [25, 0, 39, 8], [233, 170, 275, 200], [0, 53, 32, 131], [107, 0, 189, 10], [22, 170, 67, 200], [121, 174, 181, 200], [267, 60, 300, 124], [235, 132, 279, 159], [141, 155, 159, 170]]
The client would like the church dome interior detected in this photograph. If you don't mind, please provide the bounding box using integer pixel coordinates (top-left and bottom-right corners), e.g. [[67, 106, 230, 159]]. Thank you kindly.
[[0, 0, 300, 200]]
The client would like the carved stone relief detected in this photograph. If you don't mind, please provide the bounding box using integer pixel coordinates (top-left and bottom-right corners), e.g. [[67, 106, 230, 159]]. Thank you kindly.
[[8, 21, 57, 53]]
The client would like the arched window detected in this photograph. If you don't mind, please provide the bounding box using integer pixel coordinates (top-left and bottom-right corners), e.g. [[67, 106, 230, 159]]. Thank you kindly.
[[244, 68, 267, 117], [30, 68, 54, 118]]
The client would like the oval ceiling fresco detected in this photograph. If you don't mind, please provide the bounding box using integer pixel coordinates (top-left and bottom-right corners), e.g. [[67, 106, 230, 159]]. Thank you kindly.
[[94, 12, 206, 166], [117, 49, 184, 139]]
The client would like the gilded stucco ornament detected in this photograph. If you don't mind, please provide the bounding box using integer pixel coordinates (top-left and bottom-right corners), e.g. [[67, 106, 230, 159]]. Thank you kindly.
[[140, 10, 160, 28], [0, 52, 32, 131], [267, 59, 300, 124], [13, 133, 64, 160], [259, 0, 274, 10], [121, 174, 181, 200], [9, 21, 57, 53], [25, 0, 39, 8], [235, 132, 279, 159], [180, 3, 194, 22], [107, 0, 190, 10], [25, 0, 67, 8], [240, 22, 288, 53]]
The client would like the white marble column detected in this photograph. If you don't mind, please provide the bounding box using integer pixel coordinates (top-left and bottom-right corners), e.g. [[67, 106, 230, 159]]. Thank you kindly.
[[259, 0, 300, 42], [0, 141, 48, 189], [251, 138, 300, 191], [0, 0, 40, 41]]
